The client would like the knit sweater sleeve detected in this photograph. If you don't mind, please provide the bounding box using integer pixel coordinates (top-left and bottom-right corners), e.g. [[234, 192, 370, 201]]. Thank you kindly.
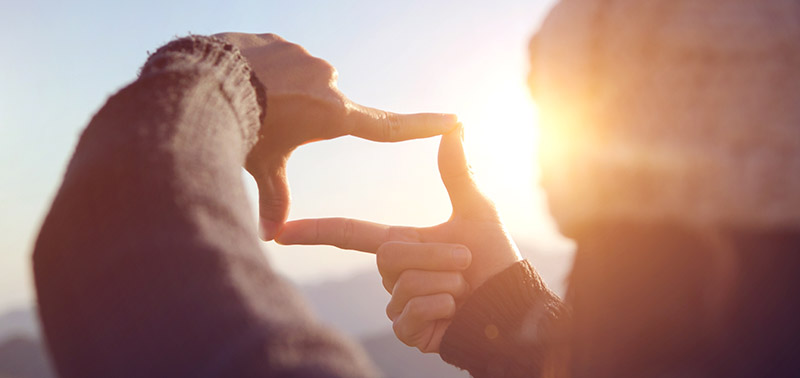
[[32, 35, 377, 378], [439, 260, 570, 377]]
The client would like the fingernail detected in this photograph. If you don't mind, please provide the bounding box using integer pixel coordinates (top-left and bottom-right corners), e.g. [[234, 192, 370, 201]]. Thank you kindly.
[[452, 247, 470, 268], [259, 219, 278, 241]]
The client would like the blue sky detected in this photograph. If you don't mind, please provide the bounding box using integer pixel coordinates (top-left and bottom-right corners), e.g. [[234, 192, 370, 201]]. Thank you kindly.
[[0, 0, 571, 313]]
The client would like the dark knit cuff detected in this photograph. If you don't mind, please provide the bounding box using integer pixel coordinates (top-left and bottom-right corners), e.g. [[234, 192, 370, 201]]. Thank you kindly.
[[439, 260, 567, 377], [140, 35, 265, 151]]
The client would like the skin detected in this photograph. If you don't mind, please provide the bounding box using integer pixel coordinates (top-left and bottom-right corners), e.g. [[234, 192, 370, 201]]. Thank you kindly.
[[214, 32, 460, 240], [277, 126, 523, 353]]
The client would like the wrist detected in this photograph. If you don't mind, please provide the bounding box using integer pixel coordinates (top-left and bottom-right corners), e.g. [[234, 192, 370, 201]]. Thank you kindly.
[[142, 35, 266, 152], [471, 250, 523, 290], [440, 260, 566, 376], [461, 222, 523, 289]]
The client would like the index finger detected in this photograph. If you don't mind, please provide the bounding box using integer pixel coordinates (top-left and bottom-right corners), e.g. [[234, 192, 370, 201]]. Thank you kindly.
[[346, 102, 459, 142], [275, 217, 422, 253]]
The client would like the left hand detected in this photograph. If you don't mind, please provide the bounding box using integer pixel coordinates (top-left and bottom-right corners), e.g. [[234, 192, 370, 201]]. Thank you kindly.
[[214, 32, 459, 240]]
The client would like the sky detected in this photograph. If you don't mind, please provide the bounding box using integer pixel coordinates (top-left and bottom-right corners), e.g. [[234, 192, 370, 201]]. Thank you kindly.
[[0, 0, 572, 314]]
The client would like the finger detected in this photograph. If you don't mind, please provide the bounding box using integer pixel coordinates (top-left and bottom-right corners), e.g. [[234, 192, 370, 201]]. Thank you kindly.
[[386, 270, 469, 320], [393, 293, 456, 351], [377, 242, 471, 291], [275, 218, 421, 252], [212, 32, 285, 49], [438, 124, 496, 219], [419, 319, 451, 353], [347, 102, 458, 142], [253, 162, 291, 241]]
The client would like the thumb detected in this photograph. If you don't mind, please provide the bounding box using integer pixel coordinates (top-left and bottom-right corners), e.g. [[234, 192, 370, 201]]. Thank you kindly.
[[438, 124, 497, 219], [253, 161, 291, 241]]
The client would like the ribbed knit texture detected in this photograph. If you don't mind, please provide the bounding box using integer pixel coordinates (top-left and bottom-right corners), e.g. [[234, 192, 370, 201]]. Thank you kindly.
[[529, 0, 800, 233], [141, 35, 266, 152], [440, 260, 568, 377], [33, 35, 377, 378]]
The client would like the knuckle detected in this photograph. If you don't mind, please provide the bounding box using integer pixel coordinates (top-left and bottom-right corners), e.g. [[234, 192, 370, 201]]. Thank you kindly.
[[376, 249, 393, 278], [391, 319, 402, 336], [391, 282, 407, 303], [418, 334, 438, 354], [315, 58, 337, 78], [308, 58, 339, 86], [392, 320, 412, 345], [387, 227, 421, 242], [309, 57, 332, 72], [375, 242, 395, 267], [376, 242, 403, 276], [396, 270, 422, 294], [259, 33, 282, 41], [381, 278, 393, 294], [391, 274, 404, 295], [394, 270, 410, 287], [375, 248, 388, 271], [444, 272, 462, 292], [406, 297, 426, 318], [446, 167, 475, 189], [283, 40, 306, 53], [443, 294, 457, 316], [385, 301, 399, 321], [328, 94, 348, 119], [381, 115, 402, 141], [277, 41, 306, 58], [340, 218, 355, 249]]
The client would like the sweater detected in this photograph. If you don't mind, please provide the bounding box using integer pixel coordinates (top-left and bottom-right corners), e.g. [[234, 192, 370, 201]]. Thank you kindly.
[[439, 222, 800, 378], [34, 33, 800, 378], [33, 35, 377, 378]]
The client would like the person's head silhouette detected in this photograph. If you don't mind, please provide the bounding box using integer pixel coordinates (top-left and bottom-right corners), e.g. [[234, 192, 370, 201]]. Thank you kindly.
[[529, 1, 800, 376]]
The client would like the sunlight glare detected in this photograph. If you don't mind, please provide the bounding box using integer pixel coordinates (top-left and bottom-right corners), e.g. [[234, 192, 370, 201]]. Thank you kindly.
[[455, 78, 544, 239]]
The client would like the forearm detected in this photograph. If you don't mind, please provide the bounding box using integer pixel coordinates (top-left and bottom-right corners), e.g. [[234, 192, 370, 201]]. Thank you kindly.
[[33, 36, 375, 377], [440, 260, 570, 377]]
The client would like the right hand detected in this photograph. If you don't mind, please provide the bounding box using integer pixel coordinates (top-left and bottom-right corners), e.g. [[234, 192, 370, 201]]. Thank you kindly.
[[276, 125, 523, 352], [213, 32, 459, 240], [377, 241, 472, 352]]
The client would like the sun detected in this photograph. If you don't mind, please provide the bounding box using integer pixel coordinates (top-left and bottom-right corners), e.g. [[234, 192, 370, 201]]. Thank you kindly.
[[453, 77, 544, 238], [458, 78, 540, 191], [459, 82, 538, 178]]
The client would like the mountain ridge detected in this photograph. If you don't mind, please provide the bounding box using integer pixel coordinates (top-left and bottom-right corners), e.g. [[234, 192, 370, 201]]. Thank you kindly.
[[0, 242, 572, 377]]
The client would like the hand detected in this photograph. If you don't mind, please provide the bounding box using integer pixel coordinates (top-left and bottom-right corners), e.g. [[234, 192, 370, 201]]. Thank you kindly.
[[214, 32, 459, 240], [376, 241, 472, 353], [277, 125, 522, 288], [276, 126, 523, 351]]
